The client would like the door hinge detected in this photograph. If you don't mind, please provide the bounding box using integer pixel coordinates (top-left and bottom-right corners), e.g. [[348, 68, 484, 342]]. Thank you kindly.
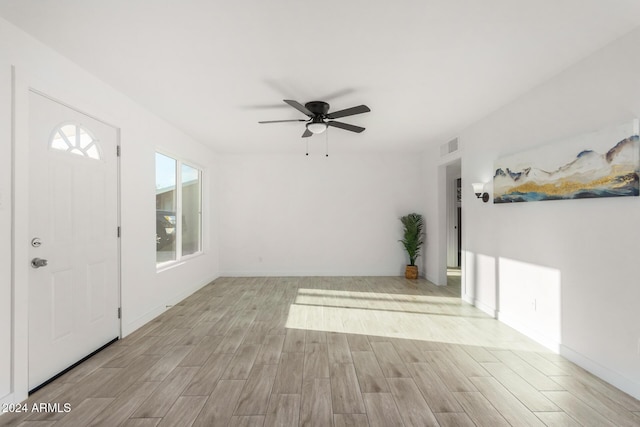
[[117, 307, 121, 319], [116, 145, 121, 157], [117, 226, 121, 237]]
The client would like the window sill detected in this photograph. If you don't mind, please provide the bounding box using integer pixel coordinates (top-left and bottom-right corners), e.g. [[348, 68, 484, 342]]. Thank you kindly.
[[156, 251, 203, 273]]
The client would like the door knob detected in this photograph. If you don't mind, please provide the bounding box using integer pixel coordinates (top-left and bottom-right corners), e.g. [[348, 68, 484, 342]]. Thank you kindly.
[[31, 258, 48, 268]]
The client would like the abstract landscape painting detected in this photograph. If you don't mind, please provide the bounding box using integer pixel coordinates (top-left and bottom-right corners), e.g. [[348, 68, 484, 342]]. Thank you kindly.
[[494, 127, 639, 203]]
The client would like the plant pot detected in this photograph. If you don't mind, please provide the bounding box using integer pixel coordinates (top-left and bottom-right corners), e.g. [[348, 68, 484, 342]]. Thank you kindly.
[[405, 265, 418, 280]]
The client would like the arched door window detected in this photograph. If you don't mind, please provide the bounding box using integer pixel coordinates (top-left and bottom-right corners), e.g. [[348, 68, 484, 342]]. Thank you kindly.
[[49, 123, 102, 160]]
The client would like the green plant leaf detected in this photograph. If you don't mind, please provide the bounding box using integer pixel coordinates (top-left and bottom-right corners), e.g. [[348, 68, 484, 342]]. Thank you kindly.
[[399, 213, 425, 266]]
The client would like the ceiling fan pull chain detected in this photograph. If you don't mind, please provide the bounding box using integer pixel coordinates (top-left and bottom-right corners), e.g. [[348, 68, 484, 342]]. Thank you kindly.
[[306, 138, 309, 156], [325, 128, 329, 157]]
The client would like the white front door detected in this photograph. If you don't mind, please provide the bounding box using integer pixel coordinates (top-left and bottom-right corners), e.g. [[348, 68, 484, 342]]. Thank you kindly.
[[28, 91, 120, 391]]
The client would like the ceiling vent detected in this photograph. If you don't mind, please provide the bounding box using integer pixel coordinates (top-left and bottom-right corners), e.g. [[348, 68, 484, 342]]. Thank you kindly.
[[440, 138, 459, 157]]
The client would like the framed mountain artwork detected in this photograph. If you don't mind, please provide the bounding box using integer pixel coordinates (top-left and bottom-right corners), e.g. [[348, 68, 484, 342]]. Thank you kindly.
[[493, 120, 640, 203]]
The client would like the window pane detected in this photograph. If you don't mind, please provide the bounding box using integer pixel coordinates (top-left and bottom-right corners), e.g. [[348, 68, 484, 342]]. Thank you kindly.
[[78, 128, 93, 148], [51, 131, 70, 150], [49, 124, 102, 160], [156, 153, 177, 264], [60, 124, 76, 142], [85, 144, 100, 160], [181, 164, 201, 256]]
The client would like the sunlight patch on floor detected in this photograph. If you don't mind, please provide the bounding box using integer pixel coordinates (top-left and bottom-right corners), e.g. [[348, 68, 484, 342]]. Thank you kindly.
[[286, 288, 548, 352], [296, 288, 464, 308]]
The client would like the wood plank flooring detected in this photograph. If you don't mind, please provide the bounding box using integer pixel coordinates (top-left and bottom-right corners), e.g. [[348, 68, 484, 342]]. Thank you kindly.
[[2, 276, 640, 426]]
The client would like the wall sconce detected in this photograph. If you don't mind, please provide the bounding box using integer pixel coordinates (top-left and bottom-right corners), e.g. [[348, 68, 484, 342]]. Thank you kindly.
[[472, 182, 490, 203]]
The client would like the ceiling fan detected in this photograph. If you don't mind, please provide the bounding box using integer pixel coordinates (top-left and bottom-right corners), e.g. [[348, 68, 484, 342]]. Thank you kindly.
[[259, 100, 371, 137]]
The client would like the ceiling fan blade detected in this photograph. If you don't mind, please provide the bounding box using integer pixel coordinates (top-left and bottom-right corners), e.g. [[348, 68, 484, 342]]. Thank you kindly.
[[258, 119, 307, 124], [283, 99, 313, 117], [327, 121, 365, 133], [326, 105, 370, 119], [301, 128, 313, 138]]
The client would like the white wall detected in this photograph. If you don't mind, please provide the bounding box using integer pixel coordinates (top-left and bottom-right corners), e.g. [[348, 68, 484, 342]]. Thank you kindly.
[[0, 58, 12, 402], [218, 153, 424, 276], [420, 148, 460, 286], [0, 17, 219, 404], [458, 27, 640, 398]]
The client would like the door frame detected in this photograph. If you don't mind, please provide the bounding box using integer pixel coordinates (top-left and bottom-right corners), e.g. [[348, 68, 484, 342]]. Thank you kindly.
[[446, 173, 461, 268], [7, 68, 122, 404], [437, 156, 463, 294]]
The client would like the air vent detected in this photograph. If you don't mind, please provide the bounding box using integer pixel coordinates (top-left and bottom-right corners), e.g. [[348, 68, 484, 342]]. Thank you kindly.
[[440, 138, 459, 157]]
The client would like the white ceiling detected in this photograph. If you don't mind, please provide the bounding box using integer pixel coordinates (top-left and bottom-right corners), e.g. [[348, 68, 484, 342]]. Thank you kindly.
[[2, 0, 640, 154]]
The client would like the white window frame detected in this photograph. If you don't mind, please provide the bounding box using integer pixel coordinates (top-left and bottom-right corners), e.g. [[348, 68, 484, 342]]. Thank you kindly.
[[156, 151, 203, 270]]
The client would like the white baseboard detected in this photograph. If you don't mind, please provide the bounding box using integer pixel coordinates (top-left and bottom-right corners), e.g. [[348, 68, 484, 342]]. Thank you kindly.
[[496, 311, 560, 353], [471, 298, 497, 318], [122, 306, 165, 337], [559, 344, 640, 400], [218, 271, 403, 277], [474, 305, 639, 401], [0, 392, 16, 406], [424, 272, 441, 286], [122, 274, 218, 337], [167, 274, 218, 306]]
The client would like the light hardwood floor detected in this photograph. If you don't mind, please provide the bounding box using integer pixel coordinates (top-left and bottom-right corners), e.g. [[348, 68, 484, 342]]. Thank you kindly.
[[2, 276, 640, 426]]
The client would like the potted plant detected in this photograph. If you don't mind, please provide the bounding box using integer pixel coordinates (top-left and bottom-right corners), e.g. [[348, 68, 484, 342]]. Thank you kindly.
[[399, 213, 424, 279]]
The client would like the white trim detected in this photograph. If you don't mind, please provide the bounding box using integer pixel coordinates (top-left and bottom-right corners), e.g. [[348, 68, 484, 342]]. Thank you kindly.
[[446, 176, 460, 267], [156, 252, 205, 273], [218, 271, 408, 277], [12, 65, 30, 405], [28, 88, 120, 129], [8, 64, 15, 407], [121, 306, 165, 338], [116, 127, 122, 339], [497, 311, 560, 352], [438, 149, 462, 165], [121, 274, 218, 337], [154, 147, 206, 173], [0, 392, 15, 407], [471, 299, 497, 318], [424, 272, 440, 285], [436, 164, 448, 287], [560, 344, 640, 400], [1, 65, 16, 409]]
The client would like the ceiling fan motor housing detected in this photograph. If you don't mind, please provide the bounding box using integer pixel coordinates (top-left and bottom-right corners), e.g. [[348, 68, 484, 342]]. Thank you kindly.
[[305, 101, 330, 116]]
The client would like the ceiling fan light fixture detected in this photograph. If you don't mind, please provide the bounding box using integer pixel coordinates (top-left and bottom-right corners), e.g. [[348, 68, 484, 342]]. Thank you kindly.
[[306, 122, 327, 134], [259, 99, 370, 137]]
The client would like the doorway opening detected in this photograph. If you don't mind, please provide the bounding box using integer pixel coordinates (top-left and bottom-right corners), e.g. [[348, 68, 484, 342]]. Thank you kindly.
[[444, 159, 462, 295]]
